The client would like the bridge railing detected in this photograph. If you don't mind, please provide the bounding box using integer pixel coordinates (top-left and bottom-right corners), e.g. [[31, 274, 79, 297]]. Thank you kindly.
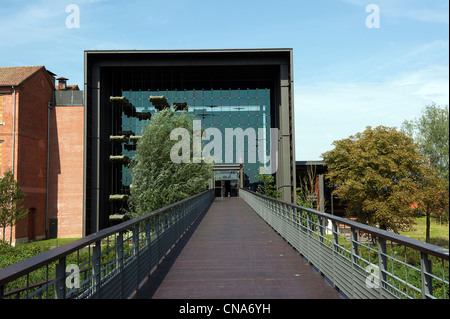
[[0, 189, 215, 299], [240, 188, 449, 299]]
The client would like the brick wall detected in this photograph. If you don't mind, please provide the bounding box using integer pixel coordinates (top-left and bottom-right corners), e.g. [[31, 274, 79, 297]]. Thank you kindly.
[[0, 68, 54, 244], [0, 68, 84, 244], [48, 105, 84, 238]]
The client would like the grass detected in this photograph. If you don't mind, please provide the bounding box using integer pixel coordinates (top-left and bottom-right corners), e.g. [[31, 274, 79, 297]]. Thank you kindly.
[[399, 216, 449, 248], [17, 238, 80, 249]]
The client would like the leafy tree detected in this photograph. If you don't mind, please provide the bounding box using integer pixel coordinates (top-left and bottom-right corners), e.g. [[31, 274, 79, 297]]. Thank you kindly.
[[296, 164, 318, 209], [128, 109, 213, 217], [402, 103, 449, 190], [322, 125, 442, 233], [416, 166, 449, 242], [0, 171, 28, 244], [402, 103, 449, 236], [255, 173, 282, 199]]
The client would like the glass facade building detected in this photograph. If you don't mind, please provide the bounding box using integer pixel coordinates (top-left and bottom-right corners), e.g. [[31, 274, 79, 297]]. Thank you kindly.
[[118, 88, 271, 187], [84, 49, 296, 234]]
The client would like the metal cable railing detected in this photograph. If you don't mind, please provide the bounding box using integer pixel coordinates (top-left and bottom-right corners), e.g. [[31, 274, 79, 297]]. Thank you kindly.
[[0, 189, 214, 299], [240, 188, 449, 299]]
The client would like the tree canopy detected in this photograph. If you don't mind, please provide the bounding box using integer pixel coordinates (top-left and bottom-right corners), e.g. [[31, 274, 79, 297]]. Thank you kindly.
[[0, 171, 28, 244], [322, 125, 445, 233], [255, 173, 282, 199], [402, 103, 449, 190], [127, 109, 213, 217]]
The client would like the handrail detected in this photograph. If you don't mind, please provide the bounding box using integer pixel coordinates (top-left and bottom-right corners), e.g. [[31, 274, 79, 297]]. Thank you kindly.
[[240, 188, 449, 299], [243, 189, 449, 260], [0, 189, 215, 298]]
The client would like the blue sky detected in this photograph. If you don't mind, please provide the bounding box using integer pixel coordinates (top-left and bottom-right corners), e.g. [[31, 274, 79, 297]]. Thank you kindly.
[[1, 0, 448, 161]]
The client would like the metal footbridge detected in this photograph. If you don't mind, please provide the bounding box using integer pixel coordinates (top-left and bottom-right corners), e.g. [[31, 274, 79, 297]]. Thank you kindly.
[[0, 189, 448, 299]]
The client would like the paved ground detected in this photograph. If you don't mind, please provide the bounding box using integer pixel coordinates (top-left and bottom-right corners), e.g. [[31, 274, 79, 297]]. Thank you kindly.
[[133, 197, 344, 299]]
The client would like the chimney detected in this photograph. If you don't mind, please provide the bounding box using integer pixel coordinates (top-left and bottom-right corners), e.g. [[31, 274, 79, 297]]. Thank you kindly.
[[56, 77, 68, 90]]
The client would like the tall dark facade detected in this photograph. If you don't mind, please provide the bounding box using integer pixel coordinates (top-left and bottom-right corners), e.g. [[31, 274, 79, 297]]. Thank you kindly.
[[84, 49, 296, 235]]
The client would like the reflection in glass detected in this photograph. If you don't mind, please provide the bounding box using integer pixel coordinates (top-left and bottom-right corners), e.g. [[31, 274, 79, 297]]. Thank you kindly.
[[118, 88, 271, 192]]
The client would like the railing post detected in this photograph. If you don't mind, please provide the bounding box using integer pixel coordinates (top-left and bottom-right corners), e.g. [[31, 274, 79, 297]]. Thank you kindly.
[[377, 237, 387, 297], [55, 256, 66, 299], [420, 252, 433, 299], [351, 228, 359, 299], [145, 219, 151, 250], [317, 215, 326, 276], [155, 214, 161, 263], [318, 216, 324, 241], [92, 240, 101, 298], [133, 224, 140, 291], [117, 232, 124, 299], [331, 220, 339, 288], [351, 228, 359, 265]]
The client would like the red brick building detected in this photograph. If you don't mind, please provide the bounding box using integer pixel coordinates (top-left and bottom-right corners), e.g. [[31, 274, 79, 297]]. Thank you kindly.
[[0, 66, 84, 245]]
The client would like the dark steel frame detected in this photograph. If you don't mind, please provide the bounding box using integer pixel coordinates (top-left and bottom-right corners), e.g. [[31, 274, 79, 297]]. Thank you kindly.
[[84, 49, 296, 235]]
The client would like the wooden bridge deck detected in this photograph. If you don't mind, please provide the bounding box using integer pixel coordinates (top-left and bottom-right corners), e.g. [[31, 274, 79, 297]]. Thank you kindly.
[[132, 197, 344, 299]]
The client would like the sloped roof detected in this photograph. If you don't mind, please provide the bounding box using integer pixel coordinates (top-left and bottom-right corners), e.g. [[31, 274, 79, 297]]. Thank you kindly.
[[0, 66, 45, 86]]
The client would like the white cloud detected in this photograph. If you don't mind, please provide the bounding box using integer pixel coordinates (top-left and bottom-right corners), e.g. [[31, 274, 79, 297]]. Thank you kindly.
[[294, 63, 449, 161]]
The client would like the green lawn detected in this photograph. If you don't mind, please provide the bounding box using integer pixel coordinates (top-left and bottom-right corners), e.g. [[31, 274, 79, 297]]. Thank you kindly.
[[400, 217, 449, 248], [17, 238, 80, 249]]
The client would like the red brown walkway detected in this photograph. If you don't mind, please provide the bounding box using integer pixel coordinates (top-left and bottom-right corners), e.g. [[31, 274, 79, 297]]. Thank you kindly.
[[132, 197, 344, 299]]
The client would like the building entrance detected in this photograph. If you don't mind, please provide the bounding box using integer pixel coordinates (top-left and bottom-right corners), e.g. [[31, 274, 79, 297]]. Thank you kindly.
[[213, 164, 243, 197], [215, 179, 239, 197]]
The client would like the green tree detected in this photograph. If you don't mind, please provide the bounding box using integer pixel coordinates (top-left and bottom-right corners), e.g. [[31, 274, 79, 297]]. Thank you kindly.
[[322, 125, 440, 233], [416, 165, 449, 243], [296, 164, 317, 209], [402, 103, 449, 190], [255, 173, 282, 199], [128, 109, 213, 217], [0, 171, 28, 244]]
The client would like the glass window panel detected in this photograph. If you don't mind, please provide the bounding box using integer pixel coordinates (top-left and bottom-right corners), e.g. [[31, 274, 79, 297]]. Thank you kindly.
[[212, 115, 222, 126], [230, 90, 239, 98], [185, 90, 194, 98], [221, 116, 230, 125], [221, 90, 230, 98], [221, 98, 230, 106], [239, 90, 248, 98], [231, 114, 239, 125], [239, 115, 249, 125], [204, 90, 213, 99], [239, 98, 248, 106], [194, 98, 204, 107], [203, 97, 213, 107]]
